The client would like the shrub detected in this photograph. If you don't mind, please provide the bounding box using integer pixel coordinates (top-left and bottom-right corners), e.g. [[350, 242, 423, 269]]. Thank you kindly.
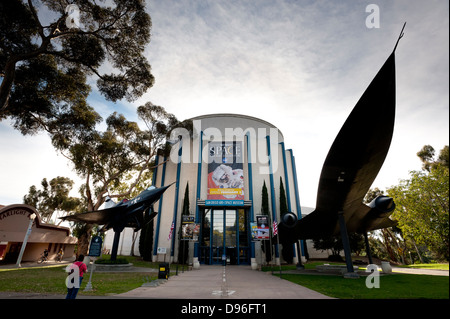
[[95, 257, 129, 264]]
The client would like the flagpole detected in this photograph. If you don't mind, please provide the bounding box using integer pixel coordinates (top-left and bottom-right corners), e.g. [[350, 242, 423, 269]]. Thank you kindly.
[[273, 221, 282, 279], [269, 224, 273, 275]]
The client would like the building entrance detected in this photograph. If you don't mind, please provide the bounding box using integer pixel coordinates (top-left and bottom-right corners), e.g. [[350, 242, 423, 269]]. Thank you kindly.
[[199, 208, 249, 265]]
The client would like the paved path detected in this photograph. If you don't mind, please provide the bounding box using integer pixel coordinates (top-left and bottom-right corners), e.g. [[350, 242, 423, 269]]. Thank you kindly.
[[117, 265, 332, 299], [0, 259, 73, 270], [391, 266, 449, 276]]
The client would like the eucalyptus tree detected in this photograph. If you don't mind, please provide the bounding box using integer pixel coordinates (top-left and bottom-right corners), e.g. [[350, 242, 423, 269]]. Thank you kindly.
[[1, 0, 154, 139], [1, 0, 159, 255], [61, 103, 192, 255], [388, 145, 449, 261], [23, 176, 80, 224]]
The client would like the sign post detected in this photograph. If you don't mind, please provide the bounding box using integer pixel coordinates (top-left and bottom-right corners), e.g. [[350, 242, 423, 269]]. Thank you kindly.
[[84, 236, 103, 291], [88, 235, 103, 257], [157, 247, 167, 262]]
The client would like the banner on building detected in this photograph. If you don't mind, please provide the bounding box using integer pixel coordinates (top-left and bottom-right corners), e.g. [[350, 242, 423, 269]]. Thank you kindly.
[[168, 221, 174, 240], [206, 141, 244, 206], [181, 216, 200, 241], [272, 220, 278, 236], [252, 215, 270, 240]]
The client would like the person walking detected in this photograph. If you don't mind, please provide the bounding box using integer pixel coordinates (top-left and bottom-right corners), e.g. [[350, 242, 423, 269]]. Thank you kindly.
[[65, 254, 88, 299]]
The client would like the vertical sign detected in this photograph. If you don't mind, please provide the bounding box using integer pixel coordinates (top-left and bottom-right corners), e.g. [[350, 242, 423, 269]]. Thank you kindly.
[[88, 236, 103, 257], [181, 216, 197, 240], [206, 141, 244, 206], [255, 215, 270, 240]]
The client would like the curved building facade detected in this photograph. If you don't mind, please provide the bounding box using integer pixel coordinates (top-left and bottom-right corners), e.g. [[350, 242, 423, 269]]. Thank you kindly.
[[105, 113, 304, 269]]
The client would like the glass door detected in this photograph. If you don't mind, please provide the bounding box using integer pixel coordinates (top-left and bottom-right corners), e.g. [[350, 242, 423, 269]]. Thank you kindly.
[[200, 208, 250, 265], [212, 209, 224, 264], [225, 209, 237, 264]]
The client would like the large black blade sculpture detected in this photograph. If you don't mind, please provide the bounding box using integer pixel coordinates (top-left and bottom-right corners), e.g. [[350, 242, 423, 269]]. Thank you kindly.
[[279, 24, 406, 273], [61, 184, 172, 260], [295, 51, 397, 238]]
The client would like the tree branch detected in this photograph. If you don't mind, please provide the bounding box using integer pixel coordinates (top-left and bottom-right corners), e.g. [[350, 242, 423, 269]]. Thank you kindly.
[[27, 0, 45, 39]]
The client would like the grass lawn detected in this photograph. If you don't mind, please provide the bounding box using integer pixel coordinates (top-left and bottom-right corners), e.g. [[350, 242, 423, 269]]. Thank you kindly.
[[263, 261, 449, 272], [0, 256, 173, 297], [0, 265, 158, 296], [398, 263, 449, 270], [263, 261, 449, 299], [276, 273, 449, 299]]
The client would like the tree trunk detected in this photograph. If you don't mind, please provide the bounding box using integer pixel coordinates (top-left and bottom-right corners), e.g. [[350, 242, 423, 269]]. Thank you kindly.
[[0, 59, 17, 112], [130, 231, 137, 257], [387, 228, 405, 264], [381, 229, 397, 262], [77, 224, 93, 257], [412, 239, 424, 263]]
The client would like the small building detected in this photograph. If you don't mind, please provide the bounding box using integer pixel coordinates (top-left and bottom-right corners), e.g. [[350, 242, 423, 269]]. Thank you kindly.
[[0, 204, 77, 263]]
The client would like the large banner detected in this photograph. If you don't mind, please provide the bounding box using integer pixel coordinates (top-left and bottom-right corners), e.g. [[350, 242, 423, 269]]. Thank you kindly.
[[255, 215, 270, 240], [181, 216, 200, 241], [206, 141, 244, 206]]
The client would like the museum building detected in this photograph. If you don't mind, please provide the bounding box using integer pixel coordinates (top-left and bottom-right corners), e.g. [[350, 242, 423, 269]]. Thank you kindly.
[[0, 204, 77, 263], [104, 114, 307, 269]]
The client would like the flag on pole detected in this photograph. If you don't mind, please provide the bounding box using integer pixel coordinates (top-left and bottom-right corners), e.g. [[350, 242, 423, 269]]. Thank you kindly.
[[272, 221, 278, 236], [168, 221, 174, 240]]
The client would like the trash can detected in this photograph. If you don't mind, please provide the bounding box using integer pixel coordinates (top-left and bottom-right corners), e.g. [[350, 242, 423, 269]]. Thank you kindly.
[[158, 262, 170, 279]]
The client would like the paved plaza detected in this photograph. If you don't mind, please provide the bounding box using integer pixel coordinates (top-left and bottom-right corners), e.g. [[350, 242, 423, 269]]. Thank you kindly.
[[118, 265, 332, 299]]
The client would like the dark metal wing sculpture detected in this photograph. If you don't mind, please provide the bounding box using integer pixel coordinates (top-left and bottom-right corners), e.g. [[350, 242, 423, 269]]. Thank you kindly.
[[280, 43, 401, 243], [60, 184, 172, 231]]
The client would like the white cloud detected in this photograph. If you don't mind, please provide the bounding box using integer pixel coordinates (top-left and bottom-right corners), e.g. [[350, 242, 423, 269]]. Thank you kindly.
[[1, 0, 448, 208], [0, 121, 83, 205]]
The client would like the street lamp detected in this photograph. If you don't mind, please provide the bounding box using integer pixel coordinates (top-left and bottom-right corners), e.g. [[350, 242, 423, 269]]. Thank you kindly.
[[16, 213, 36, 267]]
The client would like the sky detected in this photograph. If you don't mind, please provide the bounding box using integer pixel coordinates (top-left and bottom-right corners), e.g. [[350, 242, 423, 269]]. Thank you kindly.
[[0, 0, 448, 211]]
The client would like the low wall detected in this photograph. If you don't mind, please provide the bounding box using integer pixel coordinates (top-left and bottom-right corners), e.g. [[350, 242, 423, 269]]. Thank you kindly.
[[91, 263, 133, 272]]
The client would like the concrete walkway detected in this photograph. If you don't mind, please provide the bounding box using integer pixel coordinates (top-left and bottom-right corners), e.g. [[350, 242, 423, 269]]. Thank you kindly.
[[117, 265, 332, 299]]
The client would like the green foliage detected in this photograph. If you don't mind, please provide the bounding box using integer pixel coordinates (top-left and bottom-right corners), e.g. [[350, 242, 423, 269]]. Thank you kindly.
[[261, 181, 272, 262], [279, 177, 293, 263], [416, 145, 449, 172], [364, 187, 384, 203], [381, 145, 450, 262], [261, 181, 269, 216], [23, 176, 80, 223], [388, 164, 449, 260], [178, 183, 190, 265], [1, 0, 154, 125], [279, 177, 288, 216], [139, 210, 154, 261], [364, 145, 449, 263], [312, 233, 364, 260], [182, 183, 190, 216], [95, 257, 129, 264]]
